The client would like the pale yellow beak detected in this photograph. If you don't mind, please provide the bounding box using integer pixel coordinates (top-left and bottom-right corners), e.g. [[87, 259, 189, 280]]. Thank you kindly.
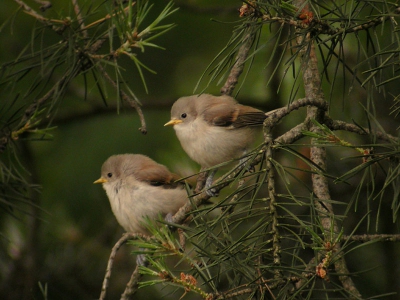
[[94, 177, 107, 184], [164, 119, 183, 126]]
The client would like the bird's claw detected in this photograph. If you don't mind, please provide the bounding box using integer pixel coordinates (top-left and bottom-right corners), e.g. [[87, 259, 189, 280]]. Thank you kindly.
[[136, 253, 148, 267], [239, 157, 254, 172], [206, 187, 219, 197], [164, 213, 176, 231], [205, 169, 219, 197]]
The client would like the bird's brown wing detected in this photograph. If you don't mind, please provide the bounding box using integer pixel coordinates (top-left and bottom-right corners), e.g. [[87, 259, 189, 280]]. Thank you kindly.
[[137, 163, 185, 189], [201, 95, 266, 128], [202, 102, 239, 127], [159, 172, 188, 190], [232, 105, 267, 128]]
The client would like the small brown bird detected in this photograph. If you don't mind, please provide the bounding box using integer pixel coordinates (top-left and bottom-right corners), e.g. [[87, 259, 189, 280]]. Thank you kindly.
[[165, 94, 266, 194], [94, 154, 188, 234]]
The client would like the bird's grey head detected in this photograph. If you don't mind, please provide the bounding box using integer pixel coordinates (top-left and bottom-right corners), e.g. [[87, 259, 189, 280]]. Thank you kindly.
[[99, 155, 126, 183], [99, 154, 145, 184], [165, 95, 201, 127]]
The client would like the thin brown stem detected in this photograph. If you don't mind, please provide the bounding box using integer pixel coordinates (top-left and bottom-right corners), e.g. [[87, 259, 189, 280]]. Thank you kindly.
[[220, 24, 256, 96], [211, 285, 254, 300], [72, 0, 88, 38], [325, 118, 398, 143], [96, 63, 147, 134], [120, 266, 141, 300], [0, 73, 71, 153], [261, 5, 400, 35], [264, 121, 282, 280], [274, 122, 307, 145], [13, 0, 48, 23], [34, 0, 51, 11], [340, 234, 400, 243], [99, 233, 147, 300], [293, 1, 362, 297]]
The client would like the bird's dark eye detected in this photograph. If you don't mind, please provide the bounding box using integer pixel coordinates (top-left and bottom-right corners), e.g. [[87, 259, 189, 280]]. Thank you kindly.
[[181, 113, 187, 119], [107, 172, 113, 178]]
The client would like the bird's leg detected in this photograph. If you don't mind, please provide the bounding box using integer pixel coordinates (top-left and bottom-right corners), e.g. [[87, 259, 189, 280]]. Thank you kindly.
[[195, 170, 207, 193], [238, 150, 249, 166], [136, 251, 148, 267], [164, 213, 186, 252], [239, 157, 254, 172], [136, 213, 176, 266], [205, 168, 218, 197], [239, 151, 254, 172], [164, 213, 176, 231]]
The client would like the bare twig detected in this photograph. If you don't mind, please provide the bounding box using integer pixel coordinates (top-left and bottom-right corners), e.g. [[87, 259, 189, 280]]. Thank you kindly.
[[14, 0, 66, 26], [261, 5, 400, 36], [174, 2, 238, 15], [34, 0, 51, 11], [221, 178, 245, 214], [294, 257, 316, 290], [325, 118, 398, 143], [340, 234, 400, 243], [220, 25, 257, 96], [13, 0, 48, 23], [294, 1, 362, 297], [99, 233, 148, 300], [210, 285, 254, 300], [83, 3, 135, 30], [96, 64, 148, 134], [72, 0, 88, 38], [274, 122, 308, 145], [345, 6, 400, 33], [256, 256, 276, 299], [265, 97, 328, 125], [217, 288, 254, 299], [120, 266, 141, 300], [264, 120, 282, 280]]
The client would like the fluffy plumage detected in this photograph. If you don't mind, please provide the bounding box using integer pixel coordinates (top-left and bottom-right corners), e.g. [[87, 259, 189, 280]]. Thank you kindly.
[[94, 154, 187, 234], [165, 94, 266, 168]]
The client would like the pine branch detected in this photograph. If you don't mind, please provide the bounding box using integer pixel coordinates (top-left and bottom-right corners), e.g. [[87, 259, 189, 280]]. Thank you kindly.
[[264, 121, 283, 281], [71, 0, 88, 39], [220, 24, 256, 96], [13, 0, 52, 24], [96, 64, 148, 134], [293, 1, 362, 297], [346, 6, 400, 33], [34, 0, 51, 12], [0, 73, 70, 153], [326, 118, 398, 143], [274, 122, 308, 145], [260, 3, 400, 36], [5, 0, 177, 146], [120, 266, 141, 300], [99, 233, 151, 300], [212, 287, 254, 300], [340, 234, 400, 243]]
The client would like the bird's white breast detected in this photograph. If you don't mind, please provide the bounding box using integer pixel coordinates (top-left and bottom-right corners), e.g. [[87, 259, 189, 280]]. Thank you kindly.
[[173, 118, 257, 168], [103, 180, 187, 234]]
